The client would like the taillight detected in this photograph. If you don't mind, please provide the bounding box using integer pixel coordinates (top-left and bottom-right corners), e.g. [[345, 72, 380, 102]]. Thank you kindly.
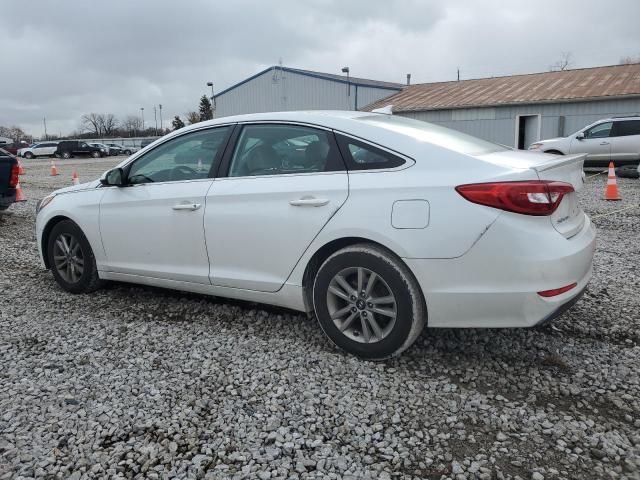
[[8, 163, 20, 188], [455, 181, 574, 216]]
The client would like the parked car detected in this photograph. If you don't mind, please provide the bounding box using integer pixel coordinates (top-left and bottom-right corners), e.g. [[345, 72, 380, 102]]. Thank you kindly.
[[105, 143, 124, 156], [36, 111, 595, 359], [139, 138, 159, 149], [18, 141, 59, 158], [0, 148, 19, 210], [529, 116, 640, 167], [55, 140, 105, 159], [89, 143, 110, 156], [1, 142, 29, 156]]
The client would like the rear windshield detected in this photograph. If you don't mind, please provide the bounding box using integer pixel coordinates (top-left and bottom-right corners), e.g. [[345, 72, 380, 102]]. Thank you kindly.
[[357, 114, 508, 156]]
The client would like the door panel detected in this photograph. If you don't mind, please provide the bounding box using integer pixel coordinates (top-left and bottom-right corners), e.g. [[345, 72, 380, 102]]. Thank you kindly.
[[570, 137, 610, 161], [99, 181, 213, 283], [204, 172, 348, 291]]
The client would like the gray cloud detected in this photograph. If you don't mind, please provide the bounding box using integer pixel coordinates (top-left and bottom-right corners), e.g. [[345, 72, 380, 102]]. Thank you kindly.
[[1, 0, 639, 136]]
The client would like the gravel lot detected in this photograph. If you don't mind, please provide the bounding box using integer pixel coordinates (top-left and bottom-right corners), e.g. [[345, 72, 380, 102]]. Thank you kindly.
[[1, 157, 639, 480]]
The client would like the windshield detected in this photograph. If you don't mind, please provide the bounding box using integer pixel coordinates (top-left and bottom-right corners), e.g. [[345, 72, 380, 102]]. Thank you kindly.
[[358, 114, 508, 156]]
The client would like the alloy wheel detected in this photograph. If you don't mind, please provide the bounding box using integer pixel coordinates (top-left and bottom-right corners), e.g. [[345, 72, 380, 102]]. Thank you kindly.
[[326, 267, 397, 344], [53, 233, 84, 284]]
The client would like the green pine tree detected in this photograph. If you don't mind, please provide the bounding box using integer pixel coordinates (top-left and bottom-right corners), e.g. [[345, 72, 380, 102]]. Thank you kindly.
[[172, 115, 185, 130], [199, 95, 213, 121]]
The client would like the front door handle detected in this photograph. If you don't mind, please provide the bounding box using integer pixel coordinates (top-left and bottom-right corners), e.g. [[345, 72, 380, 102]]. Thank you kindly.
[[172, 202, 201, 211], [600, 141, 610, 145], [289, 197, 330, 207]]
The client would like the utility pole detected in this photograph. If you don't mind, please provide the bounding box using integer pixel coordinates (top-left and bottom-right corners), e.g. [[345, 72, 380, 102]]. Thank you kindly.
[[206, 82, 216, 116], [153, 105, 158, 136], [341, 67, 350, 109], [159, 104, 163, 132], [43, 117, 48, 140], [457, 68, 460, 81], [140, 107, 145, 132]]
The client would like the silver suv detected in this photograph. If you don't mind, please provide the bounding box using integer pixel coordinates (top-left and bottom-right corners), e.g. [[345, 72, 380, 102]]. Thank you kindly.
[[529, 116, 640, 167]]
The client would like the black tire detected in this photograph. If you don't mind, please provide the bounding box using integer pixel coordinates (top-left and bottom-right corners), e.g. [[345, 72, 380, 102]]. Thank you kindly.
[[62, 151, 71, 159], [544, 150, 564, 155], [0, 205, 9, 211], [47, 220, 103, 294], [24, 152, 34, 159], [124, 149, 132, 155], [312, 244, 425, 360], [91, 151, 100, 158], [616, 165, 640, 179]]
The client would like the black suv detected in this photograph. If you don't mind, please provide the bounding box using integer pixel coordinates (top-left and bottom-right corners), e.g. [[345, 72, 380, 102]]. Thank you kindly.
[[55, 140, 105, 159]]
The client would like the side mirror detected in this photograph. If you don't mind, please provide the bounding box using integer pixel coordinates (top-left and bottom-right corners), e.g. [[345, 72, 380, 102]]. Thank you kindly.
[[576, 132, 585, 140], [100, 168, 125, 187]]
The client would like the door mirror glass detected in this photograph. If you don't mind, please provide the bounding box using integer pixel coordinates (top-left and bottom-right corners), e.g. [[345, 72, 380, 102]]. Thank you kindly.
[[100, 168, 125, 186], [576, 132, 585, 140]]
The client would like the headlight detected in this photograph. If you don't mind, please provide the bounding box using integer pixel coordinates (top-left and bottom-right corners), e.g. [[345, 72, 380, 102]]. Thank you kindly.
[[36, 194, 56, 214], [528, 143, 543, 150]]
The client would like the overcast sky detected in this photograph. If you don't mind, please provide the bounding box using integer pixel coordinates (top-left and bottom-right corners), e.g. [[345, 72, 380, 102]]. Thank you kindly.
[[2, 0, 639, 137]]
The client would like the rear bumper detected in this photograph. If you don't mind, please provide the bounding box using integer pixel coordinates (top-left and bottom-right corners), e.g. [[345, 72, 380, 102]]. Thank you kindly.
[[405, 214, 596, 328]]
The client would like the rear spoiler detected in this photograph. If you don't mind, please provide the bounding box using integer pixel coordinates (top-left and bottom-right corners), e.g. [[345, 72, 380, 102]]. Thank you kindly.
[[532, 153, 586, 173]]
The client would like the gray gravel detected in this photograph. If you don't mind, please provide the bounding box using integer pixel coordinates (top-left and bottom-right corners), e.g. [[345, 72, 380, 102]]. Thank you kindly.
[[1, 157, 639, 479]]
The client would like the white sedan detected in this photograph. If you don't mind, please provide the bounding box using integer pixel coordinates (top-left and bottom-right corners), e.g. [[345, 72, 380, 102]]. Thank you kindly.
[[35, 111, 595, 359]]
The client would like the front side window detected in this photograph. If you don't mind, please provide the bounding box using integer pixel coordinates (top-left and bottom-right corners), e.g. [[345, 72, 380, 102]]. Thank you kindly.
[[228, 124, 340, 177], [584, 122, 612, 139], [128, 127, 230, 184], [612, 120, 640, 137]]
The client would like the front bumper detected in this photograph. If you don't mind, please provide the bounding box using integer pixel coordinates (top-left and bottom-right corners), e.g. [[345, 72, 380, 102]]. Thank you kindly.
[[405, 214, 596, 328]]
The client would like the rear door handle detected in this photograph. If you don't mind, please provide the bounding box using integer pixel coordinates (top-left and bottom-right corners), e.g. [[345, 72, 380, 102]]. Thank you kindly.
[[600, 141, 610, 145], [289, 197, 330, 207], [172, 202, 201, 211]]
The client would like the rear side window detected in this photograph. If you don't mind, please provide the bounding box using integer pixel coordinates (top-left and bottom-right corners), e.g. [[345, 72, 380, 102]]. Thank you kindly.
[[335, 134, 405, 170], [612, 120, 640, 137], [227, 124, 343, 177]]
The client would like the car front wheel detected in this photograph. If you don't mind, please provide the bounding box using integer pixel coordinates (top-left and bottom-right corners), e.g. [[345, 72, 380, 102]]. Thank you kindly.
[[312, 244, 425, 360], [24, 152, 34, 159], [47, 220, 102, 294]]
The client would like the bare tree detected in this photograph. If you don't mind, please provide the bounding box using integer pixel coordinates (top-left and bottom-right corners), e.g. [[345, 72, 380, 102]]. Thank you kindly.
[[100, 114, 118, 136], [0, 125, 29, 142], [121, 115, 142, 135], [185, 111, 200, 125], [619, 54, 640, 65], [80, 113, 103, 135], [549, 52, 574, 71]]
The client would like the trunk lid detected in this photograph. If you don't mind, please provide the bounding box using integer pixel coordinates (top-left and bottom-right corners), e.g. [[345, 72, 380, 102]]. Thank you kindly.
[[532, 154, 586, 238]]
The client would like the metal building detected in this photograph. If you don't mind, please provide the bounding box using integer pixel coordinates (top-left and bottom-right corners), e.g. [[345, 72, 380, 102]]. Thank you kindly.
[[213, 66, 403, 117], [365, 64, 640, 149]]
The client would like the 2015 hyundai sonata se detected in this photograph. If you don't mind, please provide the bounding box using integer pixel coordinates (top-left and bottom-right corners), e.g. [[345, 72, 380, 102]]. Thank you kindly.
[[36, 111, 595, 359]]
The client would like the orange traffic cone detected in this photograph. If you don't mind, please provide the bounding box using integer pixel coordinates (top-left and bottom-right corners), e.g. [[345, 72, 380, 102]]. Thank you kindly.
[[50, 159, 59, 176], [15, 181, 26, 202], [604, 161, 621, 201], [72, 169, 79, 185], [17, 158, 25, 175]]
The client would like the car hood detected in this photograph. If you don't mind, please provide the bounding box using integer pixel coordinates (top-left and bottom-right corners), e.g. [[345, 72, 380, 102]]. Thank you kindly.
[[537, 137, 565, 144], [53, 179, 101, 195]]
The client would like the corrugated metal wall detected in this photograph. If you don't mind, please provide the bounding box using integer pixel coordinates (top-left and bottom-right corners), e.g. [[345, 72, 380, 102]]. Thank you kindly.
[[214, 69, 400, 117], [399, 97, 640, 147]]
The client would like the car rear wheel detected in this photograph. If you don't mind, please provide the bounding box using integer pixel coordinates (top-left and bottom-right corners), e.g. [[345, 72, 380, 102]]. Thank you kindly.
[[124, 149, 132, 155], [91, 151, 100, 158], [24, 152, 34, 159], [312, 244, 425, 360], [62, 151, 71, 159], [47, 220, 102, 294]]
